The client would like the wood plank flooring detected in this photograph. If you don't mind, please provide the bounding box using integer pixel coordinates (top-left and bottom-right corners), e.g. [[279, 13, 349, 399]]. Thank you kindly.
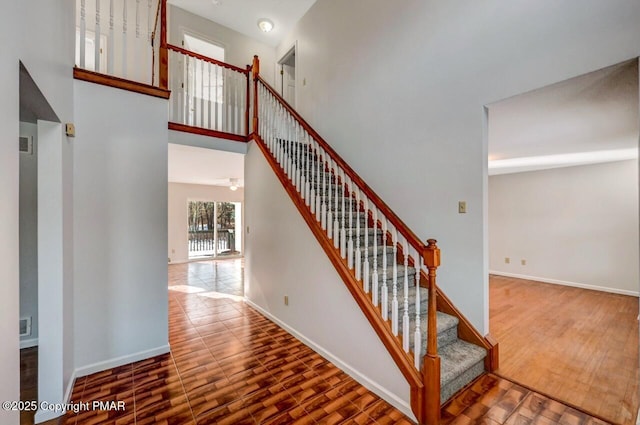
[[59, 259, 415, 424], [490, 275, 639, 425], [441, 374, 611, 425], [20, 261, 630, 424]]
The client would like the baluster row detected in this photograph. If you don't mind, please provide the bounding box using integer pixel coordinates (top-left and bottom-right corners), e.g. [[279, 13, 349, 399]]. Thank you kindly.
[[77, 0, 157, 84], [168, 51, 248, 135], [256, 82, 426, 369]]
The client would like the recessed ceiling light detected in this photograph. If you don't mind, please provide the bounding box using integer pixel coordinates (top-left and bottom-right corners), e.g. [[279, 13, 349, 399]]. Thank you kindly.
[[257, 18, 274, 33]]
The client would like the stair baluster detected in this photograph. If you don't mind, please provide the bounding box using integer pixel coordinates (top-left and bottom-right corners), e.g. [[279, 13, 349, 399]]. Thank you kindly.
[[381, 218, 388, 320], [391, 227, 399, 335], [346, 177, 354, 269], [340, 170, 346, 257], [362, 197, 370, 293], [354, 188, 362, 280], [122, 0, 127, 76], [314, 140, 321, 219], [305, 135, 311, 208], [372, 206, 379, 307], [402, 237, 410, 352], [109, 0, 114, 74], [80, 0, 86, 68], [96, 0, 102, 72], [332, 160, 339, 247], [320, 147, 327, 231]]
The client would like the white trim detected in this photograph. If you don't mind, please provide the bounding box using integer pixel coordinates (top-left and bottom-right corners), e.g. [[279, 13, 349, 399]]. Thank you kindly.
[[489, 270, 639, 297], [245, 299, 416, 421], [636, 407, 640, 425], [74, 344, 171, 378], [20, 338, 38, 349], [34, 406, 63, 423], [64, 369, 78, 403]]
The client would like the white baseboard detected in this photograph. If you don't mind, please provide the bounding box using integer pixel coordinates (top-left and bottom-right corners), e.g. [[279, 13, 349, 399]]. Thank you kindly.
[[34, 346, 169, 423], [34, 406, 62, 424], [245, 299, 416, 421], [74, 344, 171, 378], [489, 270, 639, 297], [20, 338, 38, 349]]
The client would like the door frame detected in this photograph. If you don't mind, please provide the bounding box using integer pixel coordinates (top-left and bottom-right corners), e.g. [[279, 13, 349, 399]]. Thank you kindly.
[[277, 41, 297, 108]]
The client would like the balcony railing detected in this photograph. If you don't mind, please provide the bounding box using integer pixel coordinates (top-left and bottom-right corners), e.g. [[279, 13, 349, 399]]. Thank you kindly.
[[75, 0, 161, 86]]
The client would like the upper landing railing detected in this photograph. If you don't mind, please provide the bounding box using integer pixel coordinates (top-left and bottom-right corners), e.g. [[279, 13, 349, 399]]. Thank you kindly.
[[75, 0, 162, 86], [75, 0, 250, 133]]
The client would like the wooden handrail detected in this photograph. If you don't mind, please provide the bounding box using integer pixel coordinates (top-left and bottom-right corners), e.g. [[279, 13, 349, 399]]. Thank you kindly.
[[167, 44, 250, 74], [256, 75, 426, 255]]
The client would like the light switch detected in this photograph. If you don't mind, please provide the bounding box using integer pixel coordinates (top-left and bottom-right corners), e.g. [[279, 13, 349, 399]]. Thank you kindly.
[[458, 201, 467, 214]]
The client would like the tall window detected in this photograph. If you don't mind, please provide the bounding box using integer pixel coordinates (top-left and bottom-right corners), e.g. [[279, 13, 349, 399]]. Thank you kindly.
[[187, 201, 240, 259]]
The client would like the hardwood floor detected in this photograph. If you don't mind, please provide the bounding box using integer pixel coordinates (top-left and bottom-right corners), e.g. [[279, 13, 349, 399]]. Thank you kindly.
[[20, 261, 629, 424], [490, 274, 639, 425], [20, 347, 38, 425]]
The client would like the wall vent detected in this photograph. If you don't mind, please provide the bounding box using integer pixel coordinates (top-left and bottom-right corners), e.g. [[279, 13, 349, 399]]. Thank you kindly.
[[19, 317, 32, 337], [19, 136, 33, 155]]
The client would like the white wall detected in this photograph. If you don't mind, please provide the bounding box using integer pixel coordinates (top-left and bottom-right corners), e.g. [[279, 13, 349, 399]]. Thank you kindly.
[[1, 1, 75, 422], [244, 142, 413, 418], [19, 122, 39, 347], [489, 160, 639, 296], [0, 3, 22, 423], [73, 80, 169, 373], [276, 0, 640, 333], [168, 5, 276, 84], [168, 182, 244, 263]]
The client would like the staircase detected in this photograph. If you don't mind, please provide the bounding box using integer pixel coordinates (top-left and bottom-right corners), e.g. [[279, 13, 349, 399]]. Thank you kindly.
[[249, 58, 498, 423], [287, 140, 488, 404]]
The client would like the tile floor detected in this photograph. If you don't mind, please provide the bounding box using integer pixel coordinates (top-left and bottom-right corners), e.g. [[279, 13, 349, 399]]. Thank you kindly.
[[61, 259, 414, 424], [47, 259, 614, 424]]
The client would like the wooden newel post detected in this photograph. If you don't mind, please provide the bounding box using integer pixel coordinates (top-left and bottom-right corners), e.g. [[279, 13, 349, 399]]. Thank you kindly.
[[159, 0, 168, 89], [252, 55, 260, 133], [422, 238, 441, 425]]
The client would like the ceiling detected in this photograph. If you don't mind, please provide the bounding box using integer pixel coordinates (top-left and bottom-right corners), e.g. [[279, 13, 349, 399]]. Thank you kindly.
[[168, 143, 244, 188], [168, 0, 316, 47], [488, 59, 638, 175]]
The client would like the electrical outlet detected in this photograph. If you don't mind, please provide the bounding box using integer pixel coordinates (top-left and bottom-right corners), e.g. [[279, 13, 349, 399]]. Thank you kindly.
[[521, 259, 526, 266], [505, 257, 510, 264], [284, 295, 289, 306], [458, 201, 467, 214]]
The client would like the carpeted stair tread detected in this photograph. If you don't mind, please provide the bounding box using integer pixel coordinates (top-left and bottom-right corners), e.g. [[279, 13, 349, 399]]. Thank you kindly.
[[439, 340, 487, 401]]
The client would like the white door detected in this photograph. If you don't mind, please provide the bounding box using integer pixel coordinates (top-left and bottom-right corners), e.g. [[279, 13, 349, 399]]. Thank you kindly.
[[282, 64, 295, 106]]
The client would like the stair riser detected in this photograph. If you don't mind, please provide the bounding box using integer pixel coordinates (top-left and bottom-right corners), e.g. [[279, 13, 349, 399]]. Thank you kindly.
[[440, 360, 485, 403]]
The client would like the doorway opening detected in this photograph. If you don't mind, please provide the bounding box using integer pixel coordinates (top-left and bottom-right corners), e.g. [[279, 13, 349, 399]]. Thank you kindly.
[[188, 200, 242, 259], [485, 58, 639, 424], [278, 44, 296, 107]]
